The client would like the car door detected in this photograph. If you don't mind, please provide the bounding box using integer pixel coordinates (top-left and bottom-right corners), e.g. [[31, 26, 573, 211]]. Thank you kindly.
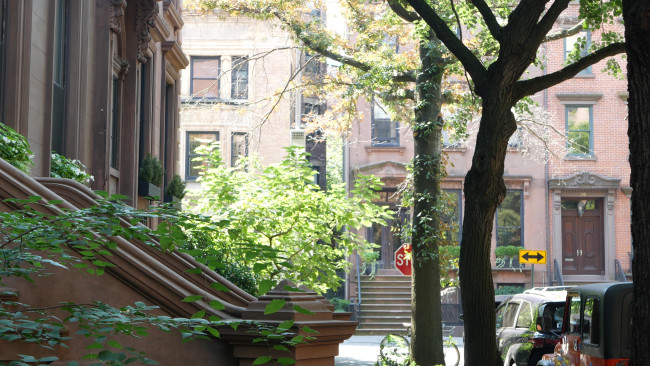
[[560, 295, 582, 365], [496, 300, 522, 356]]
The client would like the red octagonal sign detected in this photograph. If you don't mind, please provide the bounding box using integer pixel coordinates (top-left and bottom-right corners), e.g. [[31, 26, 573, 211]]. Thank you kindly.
[[394, 243, 412, 276]]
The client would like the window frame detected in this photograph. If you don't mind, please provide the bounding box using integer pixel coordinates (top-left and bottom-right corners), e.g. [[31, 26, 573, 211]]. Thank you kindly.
[[230, 56, 249, 100], [564, 30, 592, 75], [189, 56, 220, 100], [185, 131, 219, 181], [582, 296, 600, 346], [565, 105, 594, 157], [230, 132, 248, 167], [371, 102, 399, 147], [496, 190, 524, 247]]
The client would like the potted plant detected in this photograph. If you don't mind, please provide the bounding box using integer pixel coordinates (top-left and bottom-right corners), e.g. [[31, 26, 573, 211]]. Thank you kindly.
[[495, 245, 522, 269], [164, 174, 186, 210], [138, 153, 164, 199]]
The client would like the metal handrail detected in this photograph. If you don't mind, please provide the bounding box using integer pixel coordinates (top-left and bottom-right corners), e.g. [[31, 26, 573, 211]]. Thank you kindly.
[[615, 259, 627, 282], [354, 252, 362, 322], [553, 259, 564, 286]]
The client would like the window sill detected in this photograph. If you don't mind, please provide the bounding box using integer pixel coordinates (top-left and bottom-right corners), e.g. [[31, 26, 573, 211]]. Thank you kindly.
[[443, 146, 467, 152], [573, 73, 595, 79], [182, 98, 249, 105], [365, 146, 406, 153], [564, 155, 596, 161]]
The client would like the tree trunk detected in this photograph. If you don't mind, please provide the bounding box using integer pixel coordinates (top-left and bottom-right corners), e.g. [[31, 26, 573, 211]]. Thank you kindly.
[[459, 94, 517, 366], [410, 36, 445, 366], [623, 2, 650, 364]]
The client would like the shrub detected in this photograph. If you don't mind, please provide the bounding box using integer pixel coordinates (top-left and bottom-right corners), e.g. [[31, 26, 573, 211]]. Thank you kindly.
[[328, 297, 351, 312], [51, 152, 94, 184], [495, 245, 521, 258], [165, 174, 187, 199], [139, 153, 164, 186], [0, 122, 33, 173], [495, 286, 525, 295]]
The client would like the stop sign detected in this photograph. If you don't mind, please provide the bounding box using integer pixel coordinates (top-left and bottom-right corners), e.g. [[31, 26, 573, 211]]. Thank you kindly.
[[394, 243, 412, 276]]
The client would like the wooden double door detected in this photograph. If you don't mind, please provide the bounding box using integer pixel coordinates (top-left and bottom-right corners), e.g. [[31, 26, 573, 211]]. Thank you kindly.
[[561, 198, 604, 275]]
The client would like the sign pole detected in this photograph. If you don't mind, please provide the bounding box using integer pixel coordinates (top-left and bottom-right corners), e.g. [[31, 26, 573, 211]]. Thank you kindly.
[[531, 264, 534, 288]]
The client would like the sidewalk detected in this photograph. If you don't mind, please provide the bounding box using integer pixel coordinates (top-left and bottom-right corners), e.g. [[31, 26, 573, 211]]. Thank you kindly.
[[336, 335, 464, 366]]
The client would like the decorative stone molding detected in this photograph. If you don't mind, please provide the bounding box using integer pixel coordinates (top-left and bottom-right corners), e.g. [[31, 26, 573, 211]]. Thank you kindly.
[[548, 171, 620, 190], [112, 56, 130, 80], [136, 0, 158, 63], [621, 186, 632, 198], [109, 0, 127, 34], [555, 93, 603, 104], [161, 40, 189, 82]]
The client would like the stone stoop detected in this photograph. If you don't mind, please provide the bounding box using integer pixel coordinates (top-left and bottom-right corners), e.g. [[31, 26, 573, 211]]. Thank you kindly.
[[355, 274, 412, 335]]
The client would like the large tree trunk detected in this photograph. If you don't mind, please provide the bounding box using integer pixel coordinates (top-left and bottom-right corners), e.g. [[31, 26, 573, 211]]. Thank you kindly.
[[410, 36, 445, 366], [623, 2, 650, 364], [459, 95, 517, 366]]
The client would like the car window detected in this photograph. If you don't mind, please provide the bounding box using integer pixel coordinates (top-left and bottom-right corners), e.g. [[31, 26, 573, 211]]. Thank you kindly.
[[539, 302, 565, 331], [516, 301, 532, 328], [568, 295, 582, 334], [502, 302, 519, 328], [496, 303, 506, 328], [583, 297, 599, 345]]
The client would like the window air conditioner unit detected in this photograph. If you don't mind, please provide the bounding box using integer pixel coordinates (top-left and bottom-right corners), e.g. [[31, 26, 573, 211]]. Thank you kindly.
[[290, 129, 306, 148]]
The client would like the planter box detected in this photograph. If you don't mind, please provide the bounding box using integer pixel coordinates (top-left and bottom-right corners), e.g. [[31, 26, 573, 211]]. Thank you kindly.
[[138, 180, 161, 199], [164, 194, 182, 210]]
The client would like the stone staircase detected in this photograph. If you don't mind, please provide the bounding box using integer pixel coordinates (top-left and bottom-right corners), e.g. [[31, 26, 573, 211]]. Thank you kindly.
[[355, 273, 412, 335]]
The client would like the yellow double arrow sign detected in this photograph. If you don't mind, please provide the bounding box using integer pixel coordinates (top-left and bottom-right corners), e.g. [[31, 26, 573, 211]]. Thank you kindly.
[[518, 249, 547, 264]]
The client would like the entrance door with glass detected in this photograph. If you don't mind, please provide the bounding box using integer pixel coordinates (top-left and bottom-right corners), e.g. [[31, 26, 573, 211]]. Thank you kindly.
[[561, 199, 604, 275]]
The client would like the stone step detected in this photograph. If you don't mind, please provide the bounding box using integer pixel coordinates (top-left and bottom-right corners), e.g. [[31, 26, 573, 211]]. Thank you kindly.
[[360, 316, 412, 324], [360, 309, 411, 317], [357, 322, 411, 330], [361, 298, 412, 305], [360, 285, 411, 293], [354, 328, 409, 336]]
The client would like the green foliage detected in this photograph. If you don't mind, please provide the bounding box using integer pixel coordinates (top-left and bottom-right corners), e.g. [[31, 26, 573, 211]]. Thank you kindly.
[[139, 153, 165, 186], [328, 297, 351, 312], [0, 122, 33, 173], [0, 194, 309, 364], [189, 145, 390, 294], [51, 152, 94, 184], [494, 245, 521, 259], [165, 173, 187, 199], [494, 286, 524, 296]]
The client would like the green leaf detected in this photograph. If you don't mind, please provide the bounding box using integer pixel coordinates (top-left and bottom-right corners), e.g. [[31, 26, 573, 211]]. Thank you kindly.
[[206, 326, 220, 338], [209, 300, 225, 310], [300, 326, 318, 334], [258, 280, 276, 295], [293, 305, 314, 315], [182, 295, 203, 302], [277, 358, 296, 365], [252, 356, 272, 365], [264, 299, 286, 315], [107, 340, 122, 349], [277, 320, 294, 332], [191, 310, 206, 319], [185, 268, 203, 274]]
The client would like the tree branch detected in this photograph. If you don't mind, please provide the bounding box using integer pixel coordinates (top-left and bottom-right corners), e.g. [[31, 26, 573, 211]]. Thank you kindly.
[[544, 20, 585, 43], [530, 0, 572, 46], [386, 0, 420, 22], [468, 0, 502, 40], [514, 42, 626, 99], [405, 0, 487, 84]]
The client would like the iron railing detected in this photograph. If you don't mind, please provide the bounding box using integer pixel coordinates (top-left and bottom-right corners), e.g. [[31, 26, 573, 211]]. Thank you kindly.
[[615, 259, 628, 282], [553, 259, 564, 286]]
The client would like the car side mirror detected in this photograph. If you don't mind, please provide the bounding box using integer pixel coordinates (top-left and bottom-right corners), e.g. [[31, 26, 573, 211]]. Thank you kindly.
[[536, 315, 552, 333]]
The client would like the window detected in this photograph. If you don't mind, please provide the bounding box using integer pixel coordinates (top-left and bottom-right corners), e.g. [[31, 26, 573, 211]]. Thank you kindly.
[[231, 132, 248, 167], [583, 297, 600, 345], [496, 190, 523, 247], [190, 57, 220, 99], [508, 126, 523, 148], [442, 190, 462, 244], [186, 131, 219, 180], [301, 101, 323, 128], [51, 0, 69, 154], [568, 295, 582, 334], [502, 302, 520, 328], [304, 51, 322, 75], [372, 102, 399, 146], [110, 76, 120, 169], [564, 31, 592, 75], [516, 301, 532, 328], [231, 56, 248, 100], [442, 129, 462, 148], [566, 105, 593, 156]]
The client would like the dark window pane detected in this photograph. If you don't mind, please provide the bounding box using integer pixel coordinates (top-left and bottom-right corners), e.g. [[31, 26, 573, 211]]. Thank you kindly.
[[193, 58, 220, 78], [192, 79, 219, 98], [372, 102, 399, 146], [186, 132, 219, 180], [231, 132, 248, 167], [497, 191, 522, 247], [231, 56, 248, 99]]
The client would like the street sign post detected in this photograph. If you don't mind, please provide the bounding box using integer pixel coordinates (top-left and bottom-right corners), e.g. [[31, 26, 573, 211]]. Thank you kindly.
[[519, 249, 547, 287], [394, 243, 412, 276], [518, 249, 547, 264]]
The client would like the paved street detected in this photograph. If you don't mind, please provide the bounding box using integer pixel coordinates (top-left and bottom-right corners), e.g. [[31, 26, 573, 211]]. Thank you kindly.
[[336, 336, 465, 366]]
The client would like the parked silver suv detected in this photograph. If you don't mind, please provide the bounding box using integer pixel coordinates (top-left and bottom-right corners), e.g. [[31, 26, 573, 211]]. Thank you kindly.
[[496, 287, 570, 366]]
